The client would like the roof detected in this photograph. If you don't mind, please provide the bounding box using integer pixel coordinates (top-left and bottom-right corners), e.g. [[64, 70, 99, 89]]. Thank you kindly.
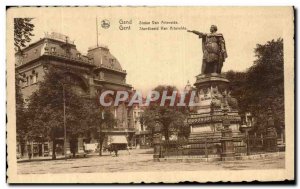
[[87, 46, 124, 72], [15, 33, 93, 67], [15, 33, 126, 74]]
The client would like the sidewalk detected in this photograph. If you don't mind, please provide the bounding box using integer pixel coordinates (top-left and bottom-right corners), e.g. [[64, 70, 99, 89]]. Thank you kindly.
[[17, 149, 151, 163], [17, 155, 66, 163]]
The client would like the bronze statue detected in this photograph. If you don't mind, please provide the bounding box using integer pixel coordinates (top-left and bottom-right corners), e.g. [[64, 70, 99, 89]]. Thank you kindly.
[[188, 25, 227, 74]]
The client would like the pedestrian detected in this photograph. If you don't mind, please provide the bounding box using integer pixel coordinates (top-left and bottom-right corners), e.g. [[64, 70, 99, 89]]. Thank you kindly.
[[113, 145, 118, 157], [126, 146, 130, 155]]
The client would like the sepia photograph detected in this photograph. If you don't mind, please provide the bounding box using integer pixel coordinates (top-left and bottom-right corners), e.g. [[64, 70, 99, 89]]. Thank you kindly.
[[6, 6, 294, 183]]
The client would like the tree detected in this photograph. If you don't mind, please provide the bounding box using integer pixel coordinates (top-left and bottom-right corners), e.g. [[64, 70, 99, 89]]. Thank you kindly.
[[226, 38, 284, 132], [26, 67, 118, 159], [15, 73, 28, 156], [81, 102, 116, 156], [225, 70, 247, 113], [140, 85, 189, 141], [14, 18, 34, 155], [14, 18, 35, 52], [26, 68, 91, 159]]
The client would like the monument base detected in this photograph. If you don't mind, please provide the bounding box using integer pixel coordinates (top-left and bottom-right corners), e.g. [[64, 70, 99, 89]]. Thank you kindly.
[[188, 73, 241, 133], [187, 73, 244, 158]]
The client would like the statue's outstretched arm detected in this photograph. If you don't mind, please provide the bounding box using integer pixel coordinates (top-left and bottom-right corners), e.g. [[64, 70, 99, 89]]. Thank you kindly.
[[187, 30, 204, 37]]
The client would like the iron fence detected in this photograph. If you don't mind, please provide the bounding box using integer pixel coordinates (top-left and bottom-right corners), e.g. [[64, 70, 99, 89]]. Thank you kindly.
[[160, 133, 278, 158]]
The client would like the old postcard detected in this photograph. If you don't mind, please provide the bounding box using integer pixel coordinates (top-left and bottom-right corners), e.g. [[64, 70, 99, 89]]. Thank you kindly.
[[6, 6, 294, 183]]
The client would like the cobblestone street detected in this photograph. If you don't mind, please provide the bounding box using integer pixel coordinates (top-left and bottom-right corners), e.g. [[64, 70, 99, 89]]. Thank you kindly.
[[17, 149, 285, 174]]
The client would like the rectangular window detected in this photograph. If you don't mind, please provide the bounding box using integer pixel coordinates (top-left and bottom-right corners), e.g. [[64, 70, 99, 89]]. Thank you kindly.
[[51, 47, 56, 52], [26, 77, 29, 86], [33, 73, 38, 83], [30, 75, 33, 85], [35, 73, 38, 83]]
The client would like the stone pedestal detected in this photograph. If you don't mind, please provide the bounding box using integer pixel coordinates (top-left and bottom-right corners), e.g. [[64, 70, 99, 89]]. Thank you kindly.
[[220, 110, 235, 160], [264, 127, 278, 152], [188, 73, 241, 134], [186, 73, 243, 160], [194, 73, 230, 114], [264, 108, 278, 152], [221, 126, 235, 160], [240, 125, 252, 155]]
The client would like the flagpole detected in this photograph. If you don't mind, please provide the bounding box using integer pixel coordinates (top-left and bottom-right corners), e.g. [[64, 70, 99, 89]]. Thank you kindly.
[[96, 17, 99, 47]]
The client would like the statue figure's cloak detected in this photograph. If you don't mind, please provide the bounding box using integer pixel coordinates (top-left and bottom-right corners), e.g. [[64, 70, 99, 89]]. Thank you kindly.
[[200, 33, 227, 63]]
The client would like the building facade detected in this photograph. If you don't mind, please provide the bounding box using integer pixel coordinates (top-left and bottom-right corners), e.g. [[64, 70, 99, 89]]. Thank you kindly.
[[131, 104, 151, 148], [16, 32, 135, 158]]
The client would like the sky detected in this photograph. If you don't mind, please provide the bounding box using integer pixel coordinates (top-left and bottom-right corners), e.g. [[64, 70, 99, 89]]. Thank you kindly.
[[22, 7, 290, 92]]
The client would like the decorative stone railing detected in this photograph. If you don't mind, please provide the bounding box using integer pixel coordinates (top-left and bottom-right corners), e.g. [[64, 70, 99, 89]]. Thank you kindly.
[[44, 51, 93, 65], [187, 114, 241, 125]]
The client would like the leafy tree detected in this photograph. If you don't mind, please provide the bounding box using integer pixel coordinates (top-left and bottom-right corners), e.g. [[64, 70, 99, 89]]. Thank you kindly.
[[81, 102, 116, 155], [26, 67, 117, 159], [14, 18, 35, 52], [226, 38, 284, 132], [15, 73, 28, 156], [225, 70, 247, 113], [14, 18, 34, 155], [140, 85, 189, 141], [26, 68, 111, 159]]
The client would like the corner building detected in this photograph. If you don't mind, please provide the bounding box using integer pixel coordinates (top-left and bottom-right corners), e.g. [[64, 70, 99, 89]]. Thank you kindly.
[[16, 32, 134, 158]]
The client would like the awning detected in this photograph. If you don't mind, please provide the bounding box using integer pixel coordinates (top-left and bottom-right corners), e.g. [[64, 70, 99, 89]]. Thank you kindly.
[[108, 135, 128, 144]]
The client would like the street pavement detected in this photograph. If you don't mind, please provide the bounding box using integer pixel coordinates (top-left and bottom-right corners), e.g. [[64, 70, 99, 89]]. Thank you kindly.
[[17, 149, 285, 174]]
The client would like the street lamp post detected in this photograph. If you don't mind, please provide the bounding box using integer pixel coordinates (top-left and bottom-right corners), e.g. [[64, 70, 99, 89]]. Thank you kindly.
[[99, 110, 104, 156], [153, 114, 162, 160], [60, 81, 90, 159], [62, 83, 68, 160], [59, 81, 68, 160]]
